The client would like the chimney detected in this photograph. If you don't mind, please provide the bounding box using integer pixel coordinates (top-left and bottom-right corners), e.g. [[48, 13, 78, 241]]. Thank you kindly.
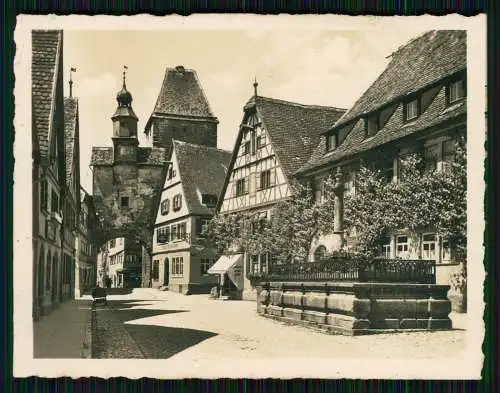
[[175, 65, 185, 76]]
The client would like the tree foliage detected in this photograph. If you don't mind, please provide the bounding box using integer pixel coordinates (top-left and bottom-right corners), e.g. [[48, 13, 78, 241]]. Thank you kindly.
[[344, 137, 467, 259], [205, 179, 336, 263]]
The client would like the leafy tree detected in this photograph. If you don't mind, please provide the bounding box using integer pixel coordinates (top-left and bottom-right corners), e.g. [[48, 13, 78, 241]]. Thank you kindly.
[[206, 179, 334, 264], [344, 164, 392, 257], [344, 136, 467, 260]]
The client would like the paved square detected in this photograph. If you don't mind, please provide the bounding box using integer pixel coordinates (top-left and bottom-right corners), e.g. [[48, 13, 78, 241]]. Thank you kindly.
[[88, 288, 466, 360]]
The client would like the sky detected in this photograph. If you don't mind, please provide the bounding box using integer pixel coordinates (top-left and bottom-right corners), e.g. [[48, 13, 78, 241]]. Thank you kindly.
[[63, 26, 433, 191]]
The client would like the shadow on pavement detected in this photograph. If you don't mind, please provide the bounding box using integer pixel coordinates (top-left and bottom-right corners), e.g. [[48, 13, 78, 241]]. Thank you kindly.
[[96, 299, 170, 310], [93, 301, 217, 359], [125, 324, 217, 359]]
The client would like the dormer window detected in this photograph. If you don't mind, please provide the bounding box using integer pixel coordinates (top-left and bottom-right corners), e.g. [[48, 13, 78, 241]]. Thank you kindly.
[[160, 199, 170, 215], [365, 114, 379, 137], [447, 78, 465, 104], [404, 98, 420, 121], [326, 133, 338, 151], [201, 194, 218, 207]]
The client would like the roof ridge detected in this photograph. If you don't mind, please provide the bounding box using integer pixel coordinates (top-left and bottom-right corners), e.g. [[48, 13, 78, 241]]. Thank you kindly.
[[390, 30, 436, 57], [332, 29, 467, 128], [256, 95, 346, 112], [192, 69, 216, 118], [172, 139, 231, 154]]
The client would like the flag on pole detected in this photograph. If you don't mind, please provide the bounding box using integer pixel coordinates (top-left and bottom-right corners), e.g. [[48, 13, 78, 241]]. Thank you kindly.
[[124, 65, 128, 70], [70, 67, 76, 72]]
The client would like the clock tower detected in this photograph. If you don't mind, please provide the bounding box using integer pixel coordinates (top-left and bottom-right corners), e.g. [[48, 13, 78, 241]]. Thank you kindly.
[[111, 67, 139, 163]]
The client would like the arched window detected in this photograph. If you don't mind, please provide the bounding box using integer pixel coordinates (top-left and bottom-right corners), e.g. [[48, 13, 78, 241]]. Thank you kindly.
[[314, 245, 327, 261], [46, 251, 52, 290]]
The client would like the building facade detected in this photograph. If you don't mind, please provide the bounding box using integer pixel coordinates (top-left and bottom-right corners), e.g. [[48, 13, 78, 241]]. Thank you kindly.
[[90, 72, 166, 288], [152, 140, 231, 294], [216, 87, 345, 300], [296, 30, 467, 285], [62, 96, 81, 300], [32, 30, 67, 319], [77, 189, 98, 295]]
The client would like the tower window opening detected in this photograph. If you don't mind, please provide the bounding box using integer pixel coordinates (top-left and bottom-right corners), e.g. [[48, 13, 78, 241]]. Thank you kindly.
[[121, 197, 130, 208]]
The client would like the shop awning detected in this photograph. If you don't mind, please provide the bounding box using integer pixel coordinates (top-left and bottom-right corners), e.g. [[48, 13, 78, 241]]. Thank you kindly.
[[208, 254, 243, 275]]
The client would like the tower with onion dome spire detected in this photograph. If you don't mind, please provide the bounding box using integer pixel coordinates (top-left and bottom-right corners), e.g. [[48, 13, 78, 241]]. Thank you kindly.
[[112, 65, 139, 163]]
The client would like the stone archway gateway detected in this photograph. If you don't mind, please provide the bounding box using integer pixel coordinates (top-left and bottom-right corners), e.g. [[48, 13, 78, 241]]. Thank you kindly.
[[90, 67, 167, 287], [93, 225, 156, 289]]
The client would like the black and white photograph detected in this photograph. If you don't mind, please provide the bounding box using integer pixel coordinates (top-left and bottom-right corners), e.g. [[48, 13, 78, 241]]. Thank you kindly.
[[14, 14, 485, 379]]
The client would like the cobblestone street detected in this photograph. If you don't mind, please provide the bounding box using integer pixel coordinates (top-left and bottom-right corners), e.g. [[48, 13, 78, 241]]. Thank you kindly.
[[89, 288, 467, 360]]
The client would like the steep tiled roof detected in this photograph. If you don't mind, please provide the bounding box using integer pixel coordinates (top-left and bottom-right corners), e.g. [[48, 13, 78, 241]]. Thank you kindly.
[[32, 30, 62, 159], [333, 30, 466, 129], [299, 93, 466, 173], [255, 96, 346, 177], [90, 146, 166, 166], [64, 97, 78, 183], [297, 30, 467, 174], [148, 66, 216, 120], [173, 140, 232, 216]]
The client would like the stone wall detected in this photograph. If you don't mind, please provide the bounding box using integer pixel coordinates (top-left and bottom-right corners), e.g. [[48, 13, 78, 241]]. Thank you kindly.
[[150, 117, 217, 153], [92, 162, 165, 287], [257, 281, 452, 335]]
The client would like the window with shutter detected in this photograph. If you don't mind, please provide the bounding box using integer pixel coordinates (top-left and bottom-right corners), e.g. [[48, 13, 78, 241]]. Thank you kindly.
[[160, 199, 170, 215], [173, 194, 182, 211]]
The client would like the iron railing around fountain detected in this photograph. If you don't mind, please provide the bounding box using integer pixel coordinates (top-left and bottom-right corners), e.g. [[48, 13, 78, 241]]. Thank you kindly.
[[248, 257, 436, 284]]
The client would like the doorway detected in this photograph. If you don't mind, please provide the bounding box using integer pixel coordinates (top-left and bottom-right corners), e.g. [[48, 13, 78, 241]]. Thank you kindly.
[[163, 258, 169, 287]]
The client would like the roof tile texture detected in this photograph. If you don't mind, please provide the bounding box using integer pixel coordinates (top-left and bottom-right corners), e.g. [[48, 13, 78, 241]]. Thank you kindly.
[[152, 67, 215, 118], [334, 30, 466, 128], [32, 30, 62, 159], [173, 140, 232, 216], [255, 96, 345, 177], [297, 30, 467, 174]]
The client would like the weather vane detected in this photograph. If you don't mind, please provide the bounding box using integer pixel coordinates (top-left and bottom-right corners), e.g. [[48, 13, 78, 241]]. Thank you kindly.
[[69, 67, 76, 97], [123, 65, 128, 87]]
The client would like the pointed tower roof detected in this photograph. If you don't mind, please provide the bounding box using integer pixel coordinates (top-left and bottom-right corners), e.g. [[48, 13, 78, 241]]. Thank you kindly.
[[145, 65, 217, 135]]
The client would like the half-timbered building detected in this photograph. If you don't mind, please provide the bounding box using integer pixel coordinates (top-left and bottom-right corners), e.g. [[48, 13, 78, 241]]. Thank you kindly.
[[152, 140, 231, 294], [216, 86, 345, 300], [296, 30, 467, 286], [62, 95, 80, 301], [32, 30, 67, 319]]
